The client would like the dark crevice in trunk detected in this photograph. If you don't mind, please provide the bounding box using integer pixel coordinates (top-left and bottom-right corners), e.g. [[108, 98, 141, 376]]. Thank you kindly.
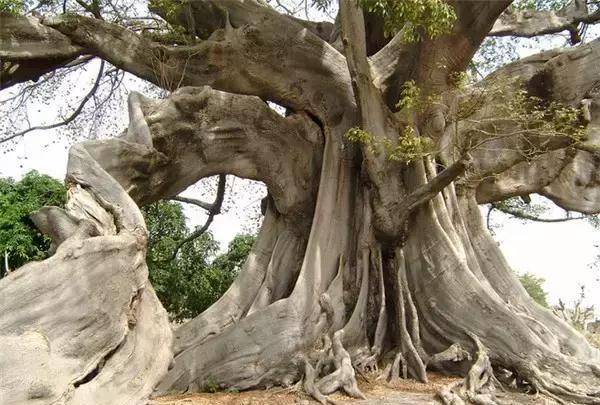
[[73, 338, 125, 388], [381, 251, 401, 353]]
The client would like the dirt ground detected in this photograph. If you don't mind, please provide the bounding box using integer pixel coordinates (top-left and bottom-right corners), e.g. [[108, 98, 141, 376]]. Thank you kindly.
[[151, 372, 557, 405]]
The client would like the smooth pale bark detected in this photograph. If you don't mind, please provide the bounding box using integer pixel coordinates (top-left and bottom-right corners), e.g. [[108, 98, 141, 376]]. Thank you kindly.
[[1, 1, 600, 404], [490, 0, 600, 41], [0, 183, 172, 405]]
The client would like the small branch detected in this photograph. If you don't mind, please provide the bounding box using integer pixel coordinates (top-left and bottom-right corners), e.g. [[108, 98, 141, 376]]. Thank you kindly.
[[74, 0, 103, 19], [170, 175, 226, 259], [64, 55, 95, 68], [486, 205, 494, 231], [170, 196, 213, 211], [493, 204, 587, 223], [0, 60, 105, 144]]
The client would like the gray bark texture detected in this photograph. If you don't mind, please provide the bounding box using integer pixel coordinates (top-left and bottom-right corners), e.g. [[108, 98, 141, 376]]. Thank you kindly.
[[1, 1, 600, 404]]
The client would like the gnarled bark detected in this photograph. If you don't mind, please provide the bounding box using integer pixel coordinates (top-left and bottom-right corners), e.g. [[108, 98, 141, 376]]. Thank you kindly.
[[1, 1, 600, 404]]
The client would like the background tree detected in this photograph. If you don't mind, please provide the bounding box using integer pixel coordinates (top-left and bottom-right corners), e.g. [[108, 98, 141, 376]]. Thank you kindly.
[[210, 234, 256, 276], [143, 200, 256, 321], [0, 170, 66, 277], [144, 201, 219, 321], [1, 1, 600, 405], [518, 272, 550, 308], [553, 285, 596, 331]]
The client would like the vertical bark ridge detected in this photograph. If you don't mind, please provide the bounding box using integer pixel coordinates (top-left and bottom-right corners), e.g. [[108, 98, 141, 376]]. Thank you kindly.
[[401, 178, 600, 402]]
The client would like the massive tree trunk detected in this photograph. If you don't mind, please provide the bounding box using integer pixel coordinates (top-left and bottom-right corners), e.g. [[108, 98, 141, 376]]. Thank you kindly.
[[1, 1, 600, 404]]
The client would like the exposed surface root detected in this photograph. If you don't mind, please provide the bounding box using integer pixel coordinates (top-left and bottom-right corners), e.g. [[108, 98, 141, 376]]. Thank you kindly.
[[520, 359, 600, 405], [297, 330, 367, 404], [317, 331, 366, 399], [378, 351, 408, 382], [393, 250, 428, 382], [297, 356, 338, 405], [355, 346, 380, 374], [438, 334, 498, 405], [429, 343, 472, 368]]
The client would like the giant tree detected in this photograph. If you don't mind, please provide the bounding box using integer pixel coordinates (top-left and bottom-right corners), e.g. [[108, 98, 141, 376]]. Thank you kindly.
[[1, 0, 600, 404]]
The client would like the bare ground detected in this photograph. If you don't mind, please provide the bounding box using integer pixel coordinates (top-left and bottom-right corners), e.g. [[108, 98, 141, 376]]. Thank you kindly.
[[151, 372, 558, 405]]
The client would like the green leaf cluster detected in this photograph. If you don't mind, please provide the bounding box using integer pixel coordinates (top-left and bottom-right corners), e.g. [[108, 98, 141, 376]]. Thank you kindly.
[[143, 200, 256, 321], [346, 127, 377, 150], [0, 171, 66, 276], [456, 78, 588, 159], [396, 79, 450, 113], [148, 0, 183, 20], [518, 272, 549, 308], [357, 0, 456, 41], [504, 87, 586, 142], [346, 126, 434, 164], [386, 127, 434, 163]]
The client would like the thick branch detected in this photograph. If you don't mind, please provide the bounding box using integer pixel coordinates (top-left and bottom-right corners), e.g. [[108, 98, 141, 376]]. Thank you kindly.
[[400, 158, 469, 213], [0, 1, 354, 125], [83, 87, 323, 222], [339, 0, 410, 240], [288, 16, 335, 42], [170, 195, 213, 212], [490, 2, 600, 43], [0, 14, 83, 89], [370, 1, 511, 108]]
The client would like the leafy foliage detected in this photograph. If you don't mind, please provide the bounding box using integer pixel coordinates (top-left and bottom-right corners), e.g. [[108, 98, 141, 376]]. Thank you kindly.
[[503, 87, 586, 142], [386, 127, 434, 163], [455, 76, 588, 160], [346, 127, 376, 151], [346, 125, 434, 164], [143, 200, 256, 321], [357, 0, 456, 40], [518, 272, 549, 307], [211, 233, 256, 276], [0, 171, 66, 276], [0, 0, 25, 14], [0, 175, 256, 319]]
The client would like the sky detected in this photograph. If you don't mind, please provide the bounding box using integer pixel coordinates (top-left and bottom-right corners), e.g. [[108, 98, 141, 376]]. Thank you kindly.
[[1, 12, 599, 318]]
